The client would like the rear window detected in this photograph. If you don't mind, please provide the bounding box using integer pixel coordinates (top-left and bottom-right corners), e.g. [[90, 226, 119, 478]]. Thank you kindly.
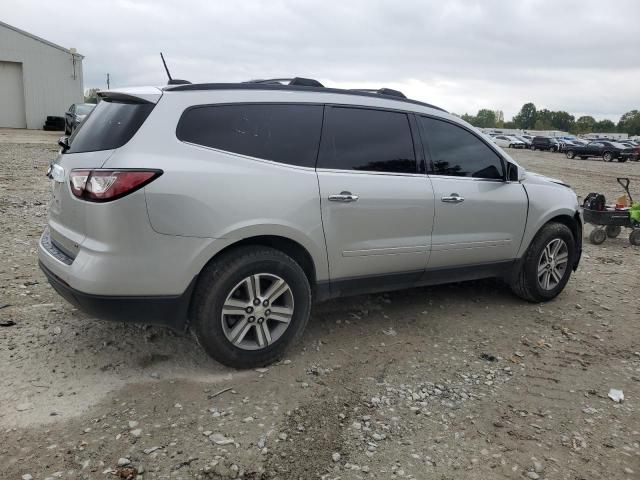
[[176, 104, 323, 168], [317, 107, 416, 173], [67, 100, 154, 154]]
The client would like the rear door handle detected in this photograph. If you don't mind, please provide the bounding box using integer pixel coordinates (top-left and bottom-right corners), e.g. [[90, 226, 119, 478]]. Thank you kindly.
[[441, 193, 464, 204], [328, 191, 359, 203]]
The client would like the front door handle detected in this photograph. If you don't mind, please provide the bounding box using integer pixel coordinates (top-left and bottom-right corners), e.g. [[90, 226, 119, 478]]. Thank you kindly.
[[441, 193, 464, 204], [329, 191, 359, 203]]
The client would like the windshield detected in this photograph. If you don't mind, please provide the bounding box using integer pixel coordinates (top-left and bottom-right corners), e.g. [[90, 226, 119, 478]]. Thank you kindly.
[[67, 100, 154, 154], [75, 104, 95, 115]]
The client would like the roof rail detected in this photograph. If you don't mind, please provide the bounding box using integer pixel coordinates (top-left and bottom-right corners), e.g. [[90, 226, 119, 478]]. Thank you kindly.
[[244, 77, 324, 87], [168, 79, 192, 85], [165, 83, 446, 112], [351, 88, 407, 99]]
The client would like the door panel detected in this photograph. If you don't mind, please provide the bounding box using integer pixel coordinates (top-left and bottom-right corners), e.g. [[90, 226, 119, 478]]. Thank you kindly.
[[0, 61, 26, 128], [428, 177, 528, 268], [318, 171, 434, 279], [316, 106, 434, 281], [416, 115, 528, 269]]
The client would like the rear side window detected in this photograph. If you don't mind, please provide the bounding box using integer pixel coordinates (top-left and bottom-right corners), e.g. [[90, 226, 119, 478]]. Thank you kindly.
[[318, 107, 416, 173], [67, 100, 154, 153], [419, 116, 504, 180], [177, 104, 323, 168]]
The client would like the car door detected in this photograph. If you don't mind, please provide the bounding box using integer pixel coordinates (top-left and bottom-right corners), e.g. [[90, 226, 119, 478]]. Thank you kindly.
[[316, 106, 435, 282], [494, 136, 508, 148], [587, 142, 603, 156], [417, 115, 528, 269]]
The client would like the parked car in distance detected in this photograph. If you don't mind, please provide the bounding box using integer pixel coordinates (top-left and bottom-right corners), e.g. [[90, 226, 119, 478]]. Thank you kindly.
[[40, 79, 583, 368], [493, 135, 526, 149], [64, 103, 96, 135], [565, 141, 634, 162], [531, 136, 559, 152], [514, 135, 532, 148], [619, 142, 640, 161]]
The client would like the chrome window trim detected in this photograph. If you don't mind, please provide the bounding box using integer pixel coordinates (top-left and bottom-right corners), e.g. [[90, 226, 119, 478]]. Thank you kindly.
[[315, 167, 426, 178]]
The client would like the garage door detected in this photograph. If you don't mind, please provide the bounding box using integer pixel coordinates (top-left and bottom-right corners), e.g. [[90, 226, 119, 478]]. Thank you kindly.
[[0, 61, 26, 128]]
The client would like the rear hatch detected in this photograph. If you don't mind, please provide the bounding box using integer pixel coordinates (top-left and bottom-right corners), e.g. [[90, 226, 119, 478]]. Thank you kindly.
[[48, 89, 160, 258]]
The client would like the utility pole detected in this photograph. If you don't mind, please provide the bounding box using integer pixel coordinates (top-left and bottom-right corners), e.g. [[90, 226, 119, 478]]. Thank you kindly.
[[106, 73, 110, 90]]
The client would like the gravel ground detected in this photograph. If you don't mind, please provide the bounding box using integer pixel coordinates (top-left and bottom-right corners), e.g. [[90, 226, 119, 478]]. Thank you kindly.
[[1, 131, 639, 479]]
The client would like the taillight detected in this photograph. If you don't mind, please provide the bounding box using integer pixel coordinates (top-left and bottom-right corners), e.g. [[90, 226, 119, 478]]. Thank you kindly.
[[69, 169, 162, 202]]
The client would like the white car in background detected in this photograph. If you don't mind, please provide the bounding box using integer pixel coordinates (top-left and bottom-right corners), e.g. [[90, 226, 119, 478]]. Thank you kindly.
[[493, 135, 526, 149]]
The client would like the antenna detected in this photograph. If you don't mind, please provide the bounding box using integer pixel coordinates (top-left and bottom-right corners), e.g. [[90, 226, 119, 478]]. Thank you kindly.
[[160, 52, 172, 82], [159, 53, 191, 85]]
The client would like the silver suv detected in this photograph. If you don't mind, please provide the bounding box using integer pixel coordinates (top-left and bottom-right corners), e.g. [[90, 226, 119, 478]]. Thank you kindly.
[[39, 78, 582, 368]]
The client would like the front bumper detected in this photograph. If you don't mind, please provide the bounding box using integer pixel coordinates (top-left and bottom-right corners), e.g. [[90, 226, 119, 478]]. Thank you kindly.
[[39, 260, 195, 330]]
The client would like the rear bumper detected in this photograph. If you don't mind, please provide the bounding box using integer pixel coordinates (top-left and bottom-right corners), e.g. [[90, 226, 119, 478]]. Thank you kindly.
[[39, 260, 195, 331]]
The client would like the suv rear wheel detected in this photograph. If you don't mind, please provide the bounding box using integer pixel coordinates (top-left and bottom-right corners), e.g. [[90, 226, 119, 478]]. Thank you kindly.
[[511, 222, 575, 302], [192, 246, 311, 369]]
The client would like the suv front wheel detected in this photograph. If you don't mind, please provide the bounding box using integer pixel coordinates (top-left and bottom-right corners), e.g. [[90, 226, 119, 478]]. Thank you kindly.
[[511, 222, 575, 302], [192, 246, 311, 369]]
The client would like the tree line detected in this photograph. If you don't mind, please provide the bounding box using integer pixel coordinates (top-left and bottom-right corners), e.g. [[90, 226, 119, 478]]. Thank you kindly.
[[459, 103, 640, 136]]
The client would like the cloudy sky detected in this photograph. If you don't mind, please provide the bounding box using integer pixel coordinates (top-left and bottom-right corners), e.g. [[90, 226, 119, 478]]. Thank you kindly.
[[4, 0, 639, 121]]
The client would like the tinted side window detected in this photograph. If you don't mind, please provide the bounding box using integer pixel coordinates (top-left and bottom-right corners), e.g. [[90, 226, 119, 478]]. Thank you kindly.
[[177, 104, 323, 168], [67, 100, 155, 154], [318, 107, 416, 173], [419, 116, 504, 180]]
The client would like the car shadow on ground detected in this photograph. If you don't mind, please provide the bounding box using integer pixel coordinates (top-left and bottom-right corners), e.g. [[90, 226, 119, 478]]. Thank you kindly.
[[78, 277, 523, 370]]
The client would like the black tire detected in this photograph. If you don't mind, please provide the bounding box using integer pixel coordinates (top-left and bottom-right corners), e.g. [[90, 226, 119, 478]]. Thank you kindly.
[[566, 151, 575, 159], [630, 230, 640, 246], [617, 157, 627, 163], [605, 225, 622, 238], [511, 222, 576, 303], [192, 246, 311, 369], [589, 228, 607, 245], [580, 156, 588, 160], [603, 152, 613, 162]]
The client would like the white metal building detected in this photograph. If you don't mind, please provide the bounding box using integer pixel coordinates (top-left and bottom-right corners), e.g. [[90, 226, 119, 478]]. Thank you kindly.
[[583, 132, 629, 140], [0, 21, 84, 129], [481, 128, 570, 138]]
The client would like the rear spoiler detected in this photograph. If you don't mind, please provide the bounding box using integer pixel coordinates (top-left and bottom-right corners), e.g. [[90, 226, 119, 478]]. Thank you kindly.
[[97, 86, 162, 104]]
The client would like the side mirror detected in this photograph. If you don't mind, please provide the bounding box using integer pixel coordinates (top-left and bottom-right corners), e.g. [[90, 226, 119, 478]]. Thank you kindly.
[[506, 162, 523, 182], [58, 136, 70, 153]]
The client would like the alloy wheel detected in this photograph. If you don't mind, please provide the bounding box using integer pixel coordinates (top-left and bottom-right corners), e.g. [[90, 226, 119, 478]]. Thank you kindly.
[[537, 238, 569, 291], [221, 273, 294, 350]]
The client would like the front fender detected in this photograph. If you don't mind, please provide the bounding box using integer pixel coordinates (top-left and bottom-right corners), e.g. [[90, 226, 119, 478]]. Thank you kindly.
[[517, 182, 581, 259]]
